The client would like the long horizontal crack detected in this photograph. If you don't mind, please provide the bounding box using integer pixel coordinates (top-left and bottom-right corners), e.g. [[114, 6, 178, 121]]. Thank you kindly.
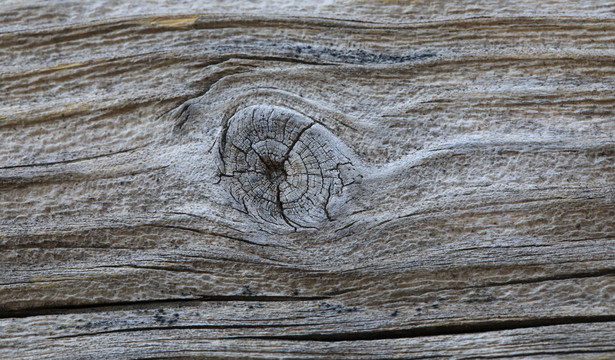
[[496, 267, 615, 287], [50, 323, 303, 340], [144, 224, 270, 248], [0, 145, 147, 170], [476, 349, 615, 359], [228, 315, 615, 342], [0, 295, 330, 319], [415, 266, 615, 297]]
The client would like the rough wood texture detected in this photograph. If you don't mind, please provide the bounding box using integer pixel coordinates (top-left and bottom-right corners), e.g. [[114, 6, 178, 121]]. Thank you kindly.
[[2, 1, 615, 358]]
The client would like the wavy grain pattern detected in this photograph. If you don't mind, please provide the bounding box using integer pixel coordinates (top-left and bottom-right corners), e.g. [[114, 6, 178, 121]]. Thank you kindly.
[[1, 1, 615, 358]]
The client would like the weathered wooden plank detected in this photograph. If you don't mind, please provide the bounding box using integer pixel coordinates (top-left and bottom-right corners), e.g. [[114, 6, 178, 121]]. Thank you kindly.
[[3, 318, 615, 359], [1, 1, 615, 358]]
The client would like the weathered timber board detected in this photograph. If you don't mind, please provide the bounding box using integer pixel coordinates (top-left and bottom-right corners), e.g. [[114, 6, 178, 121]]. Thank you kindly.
[[1, 1, 615, 358]]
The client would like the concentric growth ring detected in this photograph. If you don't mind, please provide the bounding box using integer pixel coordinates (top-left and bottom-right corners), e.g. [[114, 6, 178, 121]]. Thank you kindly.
[[218, 105, 356, 229]]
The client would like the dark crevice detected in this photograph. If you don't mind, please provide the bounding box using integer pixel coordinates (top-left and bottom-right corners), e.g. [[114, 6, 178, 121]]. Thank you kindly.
[[0, 295, 330, 319], [240, 54, 335, 66], [145, 224, 267, 247], [284, 122, 314, 159], [495, 267, 615, 287], [276, 182, 297, 232], [0, 165, 169, 190], [416, 267, 615, 297], [0, 145, 148, 170], [172, 68, 257, 130], [228, 315, 615, 342], [50, 323, 304, 339], [323, 183, 333, 221], [467, 349, 615, 359], [95, 263, 214, 274]]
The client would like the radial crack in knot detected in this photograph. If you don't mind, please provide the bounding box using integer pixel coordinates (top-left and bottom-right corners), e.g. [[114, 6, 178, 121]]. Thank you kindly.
[[218, 105, 357, 229]]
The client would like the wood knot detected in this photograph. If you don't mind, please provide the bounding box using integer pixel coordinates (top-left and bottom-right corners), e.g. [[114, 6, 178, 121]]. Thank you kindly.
[[218, 105, 357, 229]]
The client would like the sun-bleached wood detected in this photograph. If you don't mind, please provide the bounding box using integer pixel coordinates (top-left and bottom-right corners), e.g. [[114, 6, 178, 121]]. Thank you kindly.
[[1, 1, 615, 358]]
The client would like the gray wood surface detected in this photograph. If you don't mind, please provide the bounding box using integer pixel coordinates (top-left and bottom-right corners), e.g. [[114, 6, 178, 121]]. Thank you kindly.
[[2, 1, 615, 358]]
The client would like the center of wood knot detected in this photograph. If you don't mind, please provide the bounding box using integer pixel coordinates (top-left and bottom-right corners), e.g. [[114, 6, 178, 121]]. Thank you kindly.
[[218, 105, 358, 230], [262, 158, 287, 183]]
